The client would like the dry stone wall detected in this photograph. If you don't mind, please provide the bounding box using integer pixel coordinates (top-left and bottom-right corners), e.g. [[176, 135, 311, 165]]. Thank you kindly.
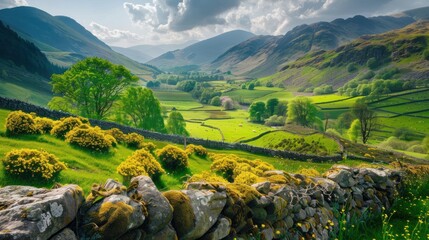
[[0, 165, 401, 240], [0, 96, 342, 162]]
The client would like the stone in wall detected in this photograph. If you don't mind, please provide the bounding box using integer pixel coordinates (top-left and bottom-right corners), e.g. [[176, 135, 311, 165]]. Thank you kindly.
[[0, 185, 83, 240]]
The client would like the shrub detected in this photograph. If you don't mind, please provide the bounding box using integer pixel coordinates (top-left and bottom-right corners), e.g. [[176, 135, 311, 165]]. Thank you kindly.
[[210, 96, 222, 106], [234, 171, 259, 185], [125, 133, 145, 148], [347, 63, 358, 72], [423, 50, 429, 61], [65, 125, 113, 152], [157, 145, 189, 171], [185, 144, 208, 158], [5, 111, 40, 136], [186, 171, 228, 184], [51, 117, 83, 139], [105, 128, 126, 143], [296, 168, 321, 177], [248, 83, 255, 90], [264, 115, 286, 126], [33, 117, 55, 134], [2, 148, 66, 180], [326, 128, 342, 137], [211, 157, 238, 181], [406, 145, 426, 154], [139, 142, 157, 152], [117, 149, 165, 181], [313, 85, 334, 95], [393, 127, 414, 141]]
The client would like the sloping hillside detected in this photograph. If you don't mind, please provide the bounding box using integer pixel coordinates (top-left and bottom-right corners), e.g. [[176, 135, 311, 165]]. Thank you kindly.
[[211, 14, 417, 77], [260, 21, 429, 89], [0, 6, 160, 78], [148, 30, 255, 72]]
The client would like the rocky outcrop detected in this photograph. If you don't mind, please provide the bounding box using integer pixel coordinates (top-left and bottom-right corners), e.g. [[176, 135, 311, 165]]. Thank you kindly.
[[0, 185, 83, 240], [0, 166, 402, 240]]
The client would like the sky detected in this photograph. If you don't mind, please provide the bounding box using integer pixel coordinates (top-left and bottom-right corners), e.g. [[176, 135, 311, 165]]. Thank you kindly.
[[0, 0, 428, 47]]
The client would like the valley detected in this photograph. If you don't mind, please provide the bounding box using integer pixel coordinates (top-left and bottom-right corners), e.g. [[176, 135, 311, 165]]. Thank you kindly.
[[0, 2, 428, 240]]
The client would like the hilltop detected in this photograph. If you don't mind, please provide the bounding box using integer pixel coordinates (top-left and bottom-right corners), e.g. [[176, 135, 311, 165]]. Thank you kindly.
[[260, 20, 429, 89], [211, 14, 416, 77]]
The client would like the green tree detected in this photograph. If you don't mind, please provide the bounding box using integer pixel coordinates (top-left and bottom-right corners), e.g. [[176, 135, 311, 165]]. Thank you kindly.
[[210, 96, 222, 106], [167, 111, 189, 136], [347, 119, 361, 143], [336, 112, 354, 133], [121, 87, 166, 133], [50, 57, 138, 119], [249, 101, 266, 123], [286, 97, 318, 127], [248, 83, 255, 90], [276, 101, 288, 116], [266, 98, 279, 116], [351, 102, 377, 144]]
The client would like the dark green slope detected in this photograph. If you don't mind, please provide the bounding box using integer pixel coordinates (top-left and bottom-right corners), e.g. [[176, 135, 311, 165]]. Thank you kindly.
[[0, 6, 160, 78]]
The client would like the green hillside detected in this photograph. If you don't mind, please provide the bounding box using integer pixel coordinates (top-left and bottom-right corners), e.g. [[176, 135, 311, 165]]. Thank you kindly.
[[0, 6, 160, 79], [260, 21, 429, 89], [0, 109, 368, 193]]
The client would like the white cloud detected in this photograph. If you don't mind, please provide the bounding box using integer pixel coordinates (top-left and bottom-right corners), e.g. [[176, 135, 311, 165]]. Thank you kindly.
[[0, 0, 28, 9]]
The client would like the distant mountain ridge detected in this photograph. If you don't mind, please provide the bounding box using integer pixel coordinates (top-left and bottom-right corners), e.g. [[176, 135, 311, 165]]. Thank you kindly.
[[211, 14, 418, 77], [147, 30, 255, 72], [260, 20, 429, 89], [0, 6, 161, 78]]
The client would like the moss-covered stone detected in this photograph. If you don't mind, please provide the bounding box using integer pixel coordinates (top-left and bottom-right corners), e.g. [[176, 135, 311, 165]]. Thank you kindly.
[[163, 190, 196, 238]]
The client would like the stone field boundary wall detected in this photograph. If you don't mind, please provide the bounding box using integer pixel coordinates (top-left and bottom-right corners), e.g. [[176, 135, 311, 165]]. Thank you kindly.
[[0, 96, 343, 162], [0, 165, 402, 240]]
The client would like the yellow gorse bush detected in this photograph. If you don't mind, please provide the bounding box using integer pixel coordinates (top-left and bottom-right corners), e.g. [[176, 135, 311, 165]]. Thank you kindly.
[[185, 144, 208, 158], [186, 171, 228, 184], [2, 148, 66, 180], [117, 149, 165, 179], [105, 128, 126, 143], [51, 116, 83, 139], [34, 117, 55, 134], [234, 171, 260, 185], [125, 132, 145, 148], [65, 125, 113, 152], [157, 145, 189, 171], [5, 110, 40, 136], [139, 142, 157, 152], [210, 153, 275, 183]]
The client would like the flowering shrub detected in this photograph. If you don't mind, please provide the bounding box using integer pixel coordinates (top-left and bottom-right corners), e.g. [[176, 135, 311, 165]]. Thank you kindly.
[[139, 142, 157, 152], [157, 145, 189, 171], [51, 117, 83, 139], [117, 149, 165, 180], [186, 171, 228, 184], [34, 117, 55, 134], [210, 153, 274, 182], [125, 133, 145, 148], [234, 171, 259, 185], [2, 148, 66, 180], [105, 128, 126, 143], [5, 111, 40, 136], [185, 144, 208, 158], [296, 168, 321, 177], [65, 125, 113, 152]]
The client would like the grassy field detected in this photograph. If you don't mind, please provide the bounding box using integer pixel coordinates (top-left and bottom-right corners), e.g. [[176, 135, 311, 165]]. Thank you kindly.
[[222, 88, 280, 104], [0, 109, 373, 194]]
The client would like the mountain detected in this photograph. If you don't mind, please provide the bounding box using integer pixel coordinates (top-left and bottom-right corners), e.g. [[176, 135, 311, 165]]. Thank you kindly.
[[211, 14, 417, 77], [111, 46, 153, 64], [0, 6, 161, 78], [0, 20, 58, 105], [147, 30, 255, 72], [260, 21, 429, 89]]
